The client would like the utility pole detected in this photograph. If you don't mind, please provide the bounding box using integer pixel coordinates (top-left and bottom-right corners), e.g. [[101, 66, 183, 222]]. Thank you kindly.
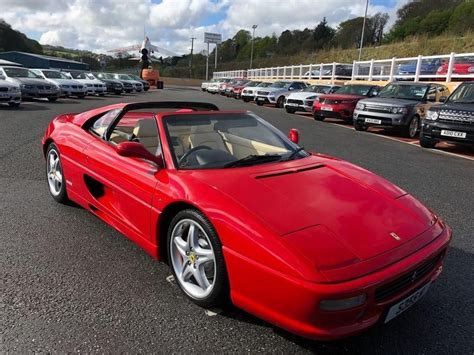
[[358, 0, 369, 61], [189, 37, 196, 79], [215, 44, 218, 69], [250, 24, 258, 69]]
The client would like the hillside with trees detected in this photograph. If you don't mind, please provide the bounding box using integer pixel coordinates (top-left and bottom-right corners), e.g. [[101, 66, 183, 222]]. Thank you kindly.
[[0, 19, 43, 54]]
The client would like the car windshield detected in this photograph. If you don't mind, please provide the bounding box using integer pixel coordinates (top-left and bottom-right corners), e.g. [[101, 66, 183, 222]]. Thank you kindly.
[[42, 70, 64, 79], [129, 75, 141, 80], [304, 85, 332, 93], [86, 73, 97, 80], [101, 73, 115, 79], [447, 83, 474, 103], [378, 84, 428, 101], [269, 82, 290, 89], [257, 82, 272, 87], [70, 72, 87, 79], [164, 113, 307, 169], [119, 74, 132, 80], [334, 85, 373, 96], [3, 67, 41, 78]]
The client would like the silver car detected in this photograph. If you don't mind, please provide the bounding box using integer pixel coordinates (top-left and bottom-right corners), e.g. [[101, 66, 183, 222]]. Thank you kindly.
[[32, 69, 87, 98], [113, 74, 144, 92], [284, 84, 340, 113], [0, 72, 21, 107], [254, 81, 308, 107], [0, 66, 59, 102]]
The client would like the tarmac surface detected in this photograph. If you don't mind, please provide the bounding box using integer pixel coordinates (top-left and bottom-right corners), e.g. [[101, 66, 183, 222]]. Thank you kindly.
[[1, 87, 473, 353]]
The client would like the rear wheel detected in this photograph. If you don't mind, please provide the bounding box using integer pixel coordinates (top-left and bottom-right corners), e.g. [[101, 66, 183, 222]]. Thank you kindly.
[[285, 107, 296, 114], [8, 102, 20, 107], [167, 209, 228, 308], [48, 97, 57, 102], [46, 143, 69, 203], [354, 120, 368, 131]]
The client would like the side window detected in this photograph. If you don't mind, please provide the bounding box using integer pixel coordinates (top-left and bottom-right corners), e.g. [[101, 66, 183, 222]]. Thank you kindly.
[[110, 115, 161, 156], [90, 109, 121, 137]]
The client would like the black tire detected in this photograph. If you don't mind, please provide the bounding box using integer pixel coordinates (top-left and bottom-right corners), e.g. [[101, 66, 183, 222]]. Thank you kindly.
[[403, 116, 420, 138], [419, 135, 437, 148], [99, 93, 105, 97], [78, 95, 86, 99], [276, 96, 285, 108], [242, 98, 250, 102], [8, 102, 20, 107], [285, 107, 296, 114], [48, 97, 57, 102], [354, 120, 368, 131], [313, 113, 325, 121], [256, 101, 264, 106], [45, 143, 69, 204], [167, 209, 228, 308]]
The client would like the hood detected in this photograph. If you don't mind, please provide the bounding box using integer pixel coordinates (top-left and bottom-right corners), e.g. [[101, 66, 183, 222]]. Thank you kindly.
[[287, 92, 322, 100], [191, 156, 435, 263], [320, 93, 365, 101], [430, 101, 474, 112], [0, 80, 19, 88], [8, 77, 52, 86], [75, 78, 102, 85], [263, 87, 289, 93], [46, 78, 82, 86], [359, 97, 419, 106]]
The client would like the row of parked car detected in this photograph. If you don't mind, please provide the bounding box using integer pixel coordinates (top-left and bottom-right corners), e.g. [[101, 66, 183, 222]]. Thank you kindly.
[[0, 66, 150, 108], [201, 78, 474, 149]]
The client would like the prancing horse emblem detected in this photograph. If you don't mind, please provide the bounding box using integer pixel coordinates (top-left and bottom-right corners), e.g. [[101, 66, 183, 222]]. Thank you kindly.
[[390, 232, 401, 241]]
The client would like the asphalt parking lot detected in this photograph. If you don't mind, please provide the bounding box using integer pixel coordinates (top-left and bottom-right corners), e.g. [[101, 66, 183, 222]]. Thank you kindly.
[[1, 87, 473, 353]]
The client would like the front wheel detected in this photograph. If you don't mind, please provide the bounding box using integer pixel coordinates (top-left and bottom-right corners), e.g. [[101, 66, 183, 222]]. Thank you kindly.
[[242, 98, 250, 102], [167, 209, 228, 308], [8, 102, 20, 107], [404, 116, 420, 138], [419, 135, 437, 148], [46, 143, 69, 203], [256, 100, 264, 106], [276, 96, 285, 108], [354, 120, 368, 131], [313, 113, 325, 121], [48, 97, 57, 102], [285, 107, 296, 114]]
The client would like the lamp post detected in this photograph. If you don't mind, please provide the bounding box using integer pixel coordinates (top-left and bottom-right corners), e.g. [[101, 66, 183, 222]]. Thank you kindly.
[[250, 24, 258, 69], [358, 0, 369, 61]]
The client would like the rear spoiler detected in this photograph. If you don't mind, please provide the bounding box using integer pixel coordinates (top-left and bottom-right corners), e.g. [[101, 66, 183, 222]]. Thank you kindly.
[[105, 101, 219, 140]]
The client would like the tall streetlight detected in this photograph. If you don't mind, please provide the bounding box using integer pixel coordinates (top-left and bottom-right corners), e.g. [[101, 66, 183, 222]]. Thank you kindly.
[[358, 0, 369, 61], [189, 37, 196, 79], [250, 24, 258, 69]]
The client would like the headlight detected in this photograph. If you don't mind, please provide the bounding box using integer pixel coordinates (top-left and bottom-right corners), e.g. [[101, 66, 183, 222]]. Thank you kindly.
[[341, 100, 355, 104], [21, 84, 33, 89], [356, 102, 365, 110], [9, 87, 20, 92], [320, 294, 367, 311], [468, 66, 474, 73], [390, 106, 408, 114], [306, 95, 317, 100], [426, 110, 439, 121], [269, 96, 275, 99]]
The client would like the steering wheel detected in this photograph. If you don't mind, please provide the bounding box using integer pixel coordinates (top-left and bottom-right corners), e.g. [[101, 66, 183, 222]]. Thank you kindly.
[[178, 145, 212, 166]]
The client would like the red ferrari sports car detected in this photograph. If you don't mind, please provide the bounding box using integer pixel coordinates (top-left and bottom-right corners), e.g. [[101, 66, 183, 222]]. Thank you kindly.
[[42, 101, 451, 340]]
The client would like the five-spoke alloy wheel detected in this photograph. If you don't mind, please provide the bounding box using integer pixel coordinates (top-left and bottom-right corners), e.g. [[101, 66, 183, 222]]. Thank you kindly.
[[46, 143, 68, 203]]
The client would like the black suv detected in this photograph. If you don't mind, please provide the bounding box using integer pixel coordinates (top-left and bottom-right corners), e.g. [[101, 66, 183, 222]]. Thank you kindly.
[[420, 81, 474, 148]]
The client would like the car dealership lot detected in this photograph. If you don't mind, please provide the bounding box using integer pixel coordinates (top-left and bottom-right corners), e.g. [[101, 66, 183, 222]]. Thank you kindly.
[[1, 88, 473, 353]]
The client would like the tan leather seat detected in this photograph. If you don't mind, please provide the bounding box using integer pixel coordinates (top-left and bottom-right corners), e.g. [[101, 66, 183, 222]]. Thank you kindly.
[[132, 119, 160, 155], [188, 125, 228, 151]]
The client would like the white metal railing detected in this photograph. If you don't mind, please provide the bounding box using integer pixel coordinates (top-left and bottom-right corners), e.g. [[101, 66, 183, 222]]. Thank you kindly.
[[212, 52, 474, 83]]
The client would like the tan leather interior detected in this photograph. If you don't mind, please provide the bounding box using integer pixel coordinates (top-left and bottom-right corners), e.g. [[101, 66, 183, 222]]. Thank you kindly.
[[188, 126, 229, 152], [132, 119, 160, 154]]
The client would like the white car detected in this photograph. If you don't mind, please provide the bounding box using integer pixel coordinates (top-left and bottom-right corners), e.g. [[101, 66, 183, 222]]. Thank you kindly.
[[284, 84, 341, 113], [31, 69, 87, 98], [241, 81, 272, 102], [0, 73, 21, 107], [207, 78, 232, 94], [65, 71, 106, 96], [201, 79, 217, 91], [254, 81, 308, 107], [113, 74, 144, 92]]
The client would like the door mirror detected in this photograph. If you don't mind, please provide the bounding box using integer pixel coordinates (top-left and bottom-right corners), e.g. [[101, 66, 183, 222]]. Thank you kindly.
[[439, 96, 447, 103], [288, 129, 299, 144], [116, 142, 163, 167], [427, 95, 436, 102], [288, 86, 294, 91]]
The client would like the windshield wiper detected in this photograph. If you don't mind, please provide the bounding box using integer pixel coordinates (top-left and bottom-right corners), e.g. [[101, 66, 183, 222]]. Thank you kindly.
[[280, 147, 306, 162], [224, 154, 281, 168]]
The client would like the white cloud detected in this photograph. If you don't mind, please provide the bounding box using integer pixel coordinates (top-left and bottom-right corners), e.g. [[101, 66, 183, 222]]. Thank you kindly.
[[1, 0, 408, 55]]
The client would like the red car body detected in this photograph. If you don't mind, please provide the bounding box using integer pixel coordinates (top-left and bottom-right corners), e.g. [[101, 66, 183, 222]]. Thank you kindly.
[[436, 62, 474, 76], [41, 102, 451, 340]]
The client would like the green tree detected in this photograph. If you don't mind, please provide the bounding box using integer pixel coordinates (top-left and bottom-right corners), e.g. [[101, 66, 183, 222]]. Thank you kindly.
[[312, 17, 335, 49], [449, 1, 474, 34]]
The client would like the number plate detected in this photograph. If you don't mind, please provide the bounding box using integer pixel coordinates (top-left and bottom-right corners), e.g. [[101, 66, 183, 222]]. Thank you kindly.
[[256, 97, 264, 101], [365, 118, 382, 124], [441, 130, 466, 138], [0, 93, 9, 97], [321, 105, 333, 111], [384, 282, 431, 323], [287, 103, 298, 106]]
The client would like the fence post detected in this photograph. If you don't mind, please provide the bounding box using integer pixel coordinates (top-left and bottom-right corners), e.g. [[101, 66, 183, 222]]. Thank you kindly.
[[389, 57, 396, 82], [352, 60, 356, 81], [446, 52, 455, 83], [319, 63, 323, 80], [331, 62, 336, 83], [414, 55, 422, 82], [368, 59, 374, 81], [308, 64, 313, 80]]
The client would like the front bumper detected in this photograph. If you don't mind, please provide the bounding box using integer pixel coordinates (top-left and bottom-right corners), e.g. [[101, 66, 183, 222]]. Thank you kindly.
[[255, 95, 276, 104], [353, 110, 411, 128], [421, 120, 474, 145], [0, 91, 21, 104], [21, 89, 58, 99], [285, 100, 313, 112], [225, 223, 451, 340], [62, 87, 87, 97]]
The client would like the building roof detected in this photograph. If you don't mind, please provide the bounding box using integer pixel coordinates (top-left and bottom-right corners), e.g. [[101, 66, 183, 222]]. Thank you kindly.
[[0, 59, 23, 66], [0, 51, 85, 65]]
